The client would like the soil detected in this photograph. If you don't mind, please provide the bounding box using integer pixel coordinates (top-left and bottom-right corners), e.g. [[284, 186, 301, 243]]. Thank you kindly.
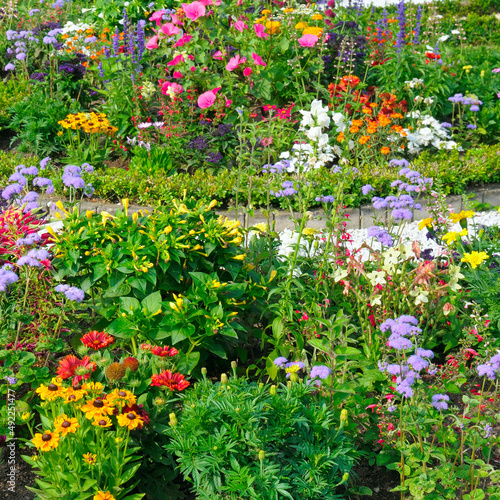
[[0, 445, 37, 499], [0, 128, 16, 152], [351, 459, 400, 499]]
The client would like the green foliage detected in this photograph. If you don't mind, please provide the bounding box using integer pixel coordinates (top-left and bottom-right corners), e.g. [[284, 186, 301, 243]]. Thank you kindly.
[[7, 91, 81, 156], [0, 76, 32, 130], [50, 199, 270, 372], [166, 375, 356, 499]]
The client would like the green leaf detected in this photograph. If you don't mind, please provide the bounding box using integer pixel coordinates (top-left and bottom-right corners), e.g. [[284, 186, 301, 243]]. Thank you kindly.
[[142, 291, 162, 315], [176, 351, 200, 374], [120, 296, 140, 312], [104, 283, 132, 298]]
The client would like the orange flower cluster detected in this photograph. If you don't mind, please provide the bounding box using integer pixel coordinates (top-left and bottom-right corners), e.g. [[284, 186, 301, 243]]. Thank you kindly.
[[58, 112, 118, 136]]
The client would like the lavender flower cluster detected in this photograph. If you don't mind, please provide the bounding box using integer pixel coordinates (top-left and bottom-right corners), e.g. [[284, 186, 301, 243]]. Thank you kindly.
[[62, 163, 94, 196], [17, 249, 50, 268], [54, 284, 85, 302], [477, 352, 500, 380], [274, 357, 331, 383], [271, 181, 298, 198], [1, 157, 54, 213], [378, 315, 449, 409], [0, 264, 19, 292], [261, 160, 291, 174]]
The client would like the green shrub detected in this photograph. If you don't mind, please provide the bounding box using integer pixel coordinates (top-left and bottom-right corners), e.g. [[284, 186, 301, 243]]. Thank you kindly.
[[166, 375, 356, 500], [0, 76, 32, 130]]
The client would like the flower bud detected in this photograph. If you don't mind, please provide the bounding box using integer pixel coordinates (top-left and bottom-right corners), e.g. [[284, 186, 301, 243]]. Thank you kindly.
[[231, 361, 237, 369], [258, 450, 265, 461], [201, 367, 207, 376], [259, 382, 264, 389], [340, 409, 348, 424], [123, 356, 139, 372], [220, 373, 228, 384], [342, 472, 349, 483], [270, 384, 276, 396], [287, 381, 292, 389], [154, 397, 165, 406], [290, 373, 299, 383], [169, 412, 177, 427]]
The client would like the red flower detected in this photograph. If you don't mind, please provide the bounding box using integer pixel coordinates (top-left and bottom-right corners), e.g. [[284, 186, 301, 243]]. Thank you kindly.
[[151, 346, 179, 357], [81, 331, 114, 350], [150, 370, 189, 391], [57, 355, 96, 384]]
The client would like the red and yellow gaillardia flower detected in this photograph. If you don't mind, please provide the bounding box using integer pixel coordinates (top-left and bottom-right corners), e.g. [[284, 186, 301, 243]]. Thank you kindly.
[[150, 370, 190, 391], [151, 345, 179, 357], [80, 331, 114, 350], [57, 355, 96, 385]]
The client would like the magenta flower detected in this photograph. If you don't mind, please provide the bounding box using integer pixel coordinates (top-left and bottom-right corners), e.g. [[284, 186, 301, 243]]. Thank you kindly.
[[161, 23, 180, 36], [182, 2, 206, 21], [173, 34, 192, 47], [173, 70, 183, 78], [197, 88, 220, 109], [243, 67, 252, 77], [254, 23, 269, 39], [146, 36, 159, 50], [213, 50, 224, 60], [171, 14, 182, 25], [199, 0, 213, 4], [167, 54, 185, 66], [234, 21, 248, 32], [161, 82, 184, 96], [226, 54, 246, 71], [298, 34, 319, 47], [251, 52, 267, 67], [149, 10, 165, 26], [492, 68, 500, 73]]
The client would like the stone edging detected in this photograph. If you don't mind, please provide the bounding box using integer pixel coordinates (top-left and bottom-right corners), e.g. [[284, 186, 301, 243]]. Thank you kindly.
[[46, 184, 500, 231]]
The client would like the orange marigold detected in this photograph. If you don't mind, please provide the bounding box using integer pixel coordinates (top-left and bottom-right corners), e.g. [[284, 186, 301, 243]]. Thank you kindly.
[[380, 147, 391, 155]]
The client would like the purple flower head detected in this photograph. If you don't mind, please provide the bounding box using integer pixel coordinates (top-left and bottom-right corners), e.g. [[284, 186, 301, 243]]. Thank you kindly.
[[273, 356, 288, 367], [392, 208, 412, 220], [16, 53, 26, 61], [19, 166, 38, 176], [467, 124, 477, 130], [285, 361, 305, 370], [431, 393, 449, 410], [16, 255, 42, 267], [0, 268, 19, 291], [310, 365, 331, 380], [441, 122, 452, 128], [416, 348, 434, 359], [33, 177, 54, 194], [21, 191, 39, 204], [5, 63, 15, 71], [407, 355, 429, 372], [387, 335, 413, 350], [367, 226, 393, 247], [389, 159, 409, 168], [39, 157, 51, 170], [470, 105, 480, 112], [372, 196, 388, 209], [64, 286, 85, 302], [8, 172, 27, 186], [362, 184, 374, 195], [2, 183, 24, 200], [484, 424, 493, 438], [4, 376, 17, 384], [396, 381, 413, 398]]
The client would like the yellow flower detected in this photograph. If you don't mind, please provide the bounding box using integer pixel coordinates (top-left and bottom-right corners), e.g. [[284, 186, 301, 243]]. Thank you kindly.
[[418, 218, 433, 231], [63, 385, 87, 404], [285, 364, 300, 374], [262, 9, 271, 15], [443, 231, 459, 245], [36, 378, 64, 402], [82, 381, 104, 394], [303, 228, 319, 235], [449, 210, 475, 223], [311, 13, 323, 20], [253, 223, 268, 233], [266, 20, 280, 34], [32, 431, 60, 452], [117, 411, 144, 430], [21, 412, 31, 421], [232, 254, 246, 261], [92, 416, 113, 428], [283, 8, 294, 13], [295, 22, 307, 30], [107, 389, 137, 407], [94, 492, 116, 500], [83, 452, 97, 466], [461, 251, 489, 269], [81, 398, 114, 420], [303, 26, 323, 36], [54, 415, 80, 436]]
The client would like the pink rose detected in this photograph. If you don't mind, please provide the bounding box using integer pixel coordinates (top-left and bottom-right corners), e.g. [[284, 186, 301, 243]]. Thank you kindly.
[[173, 71, 183, 78], [190, 66, 196, 72], [145, 36, 159, 50], [182, 2, 206, 21], [243, 67, 252, 77], [298, 34, 319, 47], [233, 21, 248, 32], [251, 52, 267, 67], [161, 23, 180, 36], [173, 34, 193, 47], [254, 24, 269, 39], [149, 10, 165, 26]]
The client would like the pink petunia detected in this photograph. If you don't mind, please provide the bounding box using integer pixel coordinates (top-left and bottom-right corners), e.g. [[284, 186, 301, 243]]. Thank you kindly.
[[161, 81, 184, 95], [182, 2, 206, 21], [145, 36, 159, 50], [199, 0, 213, 4], [225, 99, 232, 107], [251, 52, 267, 67], [171, 14, 182, 25], [298, 34, 318, 47], [243, 67, 252, 77], [173, 34, 193, 47], [254, 24, 269, 39], [149, 10, 165, 26], [167, 54, 185, 66], [173, 71, 183, 78], [226, 54, 246, 71], [190, 66, 196, 72], [161, 23, 180, 36], [234, 21, 248, 32], [213, 50, 224, 60], [197, 88, 220, 109]]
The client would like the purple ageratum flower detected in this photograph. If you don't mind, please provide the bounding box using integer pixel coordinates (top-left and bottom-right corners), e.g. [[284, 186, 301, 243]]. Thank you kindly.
[[16, 53, 26, 61], [19, 166, 38, 176], [315, 195, 335, 203], [389, 159, 409, 167], [21, 191, 39, 204], [396, 381, 413, 398], [39, 157, 51, 169], [416, 348, 434, 359], [407, 355, 429, 371], [65, 286, 85, 302], [392, 208, 412, 220], [5, 63, 15, 71], [367, 226, 393, 247], [62, 175, 85, 189], [2, 183, 24, 200], [484, 424, 493, 438], [431, 394, 449, 410], [310, 365, 331, 379], [372, 196, 388, 209], [273, 357, 288, 367], [362, 184, 374, 195], [387, 335, 413, 350], [4, 376, 17, 384], [467, 124, 477, 130], [32, 177, 54, 194], [0, 267, 19, 291], [441, 122, 452, 128], [8, 172, 27, 186], [470, 105, 480, 112], [28, 249, 49, 260], [16, 255, 42, 267]]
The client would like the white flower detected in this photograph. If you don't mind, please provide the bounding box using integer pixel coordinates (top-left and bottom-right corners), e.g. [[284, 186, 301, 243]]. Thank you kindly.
[[367, 271, 386, 287], [423, 97, 434, 105], [438, 35, 449, 42], [451, 29, 460, 35], [414, 96, 424, 103], [306, 126, 323, 141]]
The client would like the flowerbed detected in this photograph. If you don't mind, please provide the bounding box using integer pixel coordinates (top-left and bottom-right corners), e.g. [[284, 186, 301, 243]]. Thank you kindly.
[[2, 0, 500, 499]]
